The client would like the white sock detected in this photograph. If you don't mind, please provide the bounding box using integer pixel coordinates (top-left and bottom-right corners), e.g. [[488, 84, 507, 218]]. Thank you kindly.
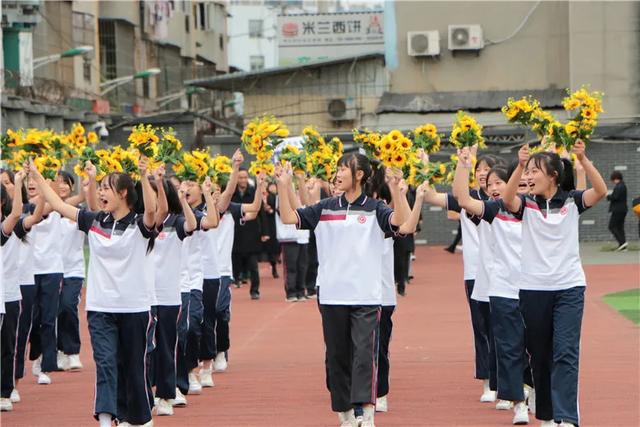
[[98, 413, 111, 427]]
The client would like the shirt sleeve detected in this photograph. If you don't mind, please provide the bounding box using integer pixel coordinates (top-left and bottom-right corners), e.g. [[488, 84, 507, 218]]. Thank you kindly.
[[174, 215, 189, 241], [446, 193, 461, 213], [295, 200, 325, 230], [76, 208, 98, 234], [480, 200, 501, 224], [227, 201, 243, 222], [1, 222, 10, 246], [136, 215, 157, 239], [375, 200, 399, 234], [570, 190, 590, 214], [512, 194, 527, 220]]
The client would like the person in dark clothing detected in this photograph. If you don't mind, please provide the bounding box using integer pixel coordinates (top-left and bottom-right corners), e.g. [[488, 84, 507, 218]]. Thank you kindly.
[[231, 169, 268, 299], [607, 171, 628, 251], [263, 183, 280, 278]]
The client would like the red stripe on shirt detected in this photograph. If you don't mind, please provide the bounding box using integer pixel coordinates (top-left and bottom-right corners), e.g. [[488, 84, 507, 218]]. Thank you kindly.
[[525, 201, 540, 211], [496, 213, 521, 223], [89, 225, 111, 239], [319, 214, 347, 221]]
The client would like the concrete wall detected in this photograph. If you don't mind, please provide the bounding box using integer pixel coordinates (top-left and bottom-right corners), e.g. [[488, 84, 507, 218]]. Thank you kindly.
[[418, 140, 640, 245], [242, 57, 388, 133], [32, 1, 75, 88], [568, 1, 640, 119], [391, 1, 570, 93], [228, 2, 279, 71]]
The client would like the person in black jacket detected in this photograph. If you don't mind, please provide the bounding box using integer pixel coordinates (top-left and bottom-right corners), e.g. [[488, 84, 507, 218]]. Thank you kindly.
[[607, 171, 628, 251], [263, 182, 280, 278]]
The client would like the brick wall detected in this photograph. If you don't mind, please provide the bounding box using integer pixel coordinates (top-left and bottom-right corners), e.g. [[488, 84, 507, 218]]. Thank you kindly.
[[417, 140, 640, 245]]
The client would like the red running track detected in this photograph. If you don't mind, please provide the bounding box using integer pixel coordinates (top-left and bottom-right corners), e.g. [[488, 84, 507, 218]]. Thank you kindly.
[[2, 247, 639, 426]]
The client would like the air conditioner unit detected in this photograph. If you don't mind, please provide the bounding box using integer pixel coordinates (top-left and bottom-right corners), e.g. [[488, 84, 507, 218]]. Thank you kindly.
[[407, 31, 440, 57], [327, 98, 356, 121], [448, 25, 484, 51]]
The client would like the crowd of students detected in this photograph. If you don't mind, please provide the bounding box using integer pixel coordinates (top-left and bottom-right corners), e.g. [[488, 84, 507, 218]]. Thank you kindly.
[[0, 136, 608, 427]]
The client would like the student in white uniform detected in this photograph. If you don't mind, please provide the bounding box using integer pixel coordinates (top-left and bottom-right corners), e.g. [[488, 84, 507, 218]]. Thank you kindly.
[[276, 155, 410, 427], [150, 167, 198, 416], [56, 171, 91, 371], [422, 153, 504, 402], [29, 158, 159, 427], [1, 171, 44, 412], [502, 141, 607, 427], [375, 177, 426, 414], [453, 149, 532, 425]]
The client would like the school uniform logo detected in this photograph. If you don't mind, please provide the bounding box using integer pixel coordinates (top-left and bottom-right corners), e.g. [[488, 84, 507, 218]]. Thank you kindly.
[[560, 206, 568, 215], [357, 214, 367, 224]]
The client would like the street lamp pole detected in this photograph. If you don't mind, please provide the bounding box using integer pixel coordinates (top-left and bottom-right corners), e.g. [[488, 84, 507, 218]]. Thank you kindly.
[[100, 68, 162, 96], [33, 46, 94, 70]]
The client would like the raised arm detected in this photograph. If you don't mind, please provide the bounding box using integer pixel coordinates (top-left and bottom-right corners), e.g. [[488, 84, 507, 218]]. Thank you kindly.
[[575, 160, 587, 191], [2, 170, 27, 235], [65, 178, 86, 207], [572, 140, 607, 207], [386, 168, 410, 226], [24, 194, 45, 229], [295, 172, 310, 207], [287, 180, 302, 210], [275, 163, 298, 225], [453, 147, 484, 217], [27, 160, 79, 221], [201, 177, 220, 230], [154, 164, 168, 228], [217, 149, 243, 213], [503, 144, 529, 213], [139, 156, 157, 230], [307, 178, 322, 204], [84, 161, 99, 211], [177, 181, 197, 233], [398, 182, 427, 234]]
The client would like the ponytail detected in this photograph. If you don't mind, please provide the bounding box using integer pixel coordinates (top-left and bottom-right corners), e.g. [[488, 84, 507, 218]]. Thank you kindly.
[[559, 158, 575, 192]]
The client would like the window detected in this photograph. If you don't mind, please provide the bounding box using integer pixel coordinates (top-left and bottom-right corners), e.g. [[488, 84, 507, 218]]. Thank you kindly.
[[219, 34, 224, 50], [83, 59, 91, 82], [249, 19, 263, 38], [185, 15, 190, 33], [250, 55, 264, 71], [99, 20, 117, 80], [199, 3, 206, 29], [142, 77, 150, 99]]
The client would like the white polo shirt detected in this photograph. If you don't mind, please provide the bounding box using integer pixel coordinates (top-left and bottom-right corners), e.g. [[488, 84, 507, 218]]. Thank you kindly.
[[381, 237, 397, 307], [60, 217, 86, 279], [77, 209, 156, 313], [31, 211, 63, 275], [447, 190, 488, 281], [216, 202, 243, 278], [515, 190, 589, 291], [154, 213, 190, 306], [470, 219, 493, 303], [2, 218, 30, 303], [180, 209, 204, 293], [296, 193, 397, 305], [199, 205, 220, 280], [478, 199, 522, 300]]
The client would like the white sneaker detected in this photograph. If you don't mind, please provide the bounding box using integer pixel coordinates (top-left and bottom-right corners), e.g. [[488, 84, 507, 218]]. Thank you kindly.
[[480, 379, 496, 402], [188, 373, 202, 394], [199, 368, 214, 387], [173, 388, 187, 406], [37, 372, 52, 385], [32, 357, 42, 376], [361, 405, 376, 427], [67, 354, 83, 370], [57, 351, 69, 371], [496, 399, 514, 410], [513, 402, 529, 425], [338, 409, 358, 427], [0, 398, 13, 412], [213, 353, 228, 372], [10, 388, 20, 403], [375, 395, 388, 412], [528, 388, 536, 415], [540, 421, 557, 427], [559, 423, 575, 427], [155, 398, 174, 416]]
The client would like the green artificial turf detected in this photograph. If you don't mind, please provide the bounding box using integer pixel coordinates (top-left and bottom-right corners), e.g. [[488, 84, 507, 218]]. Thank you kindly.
[[603, 288, 640, 325]]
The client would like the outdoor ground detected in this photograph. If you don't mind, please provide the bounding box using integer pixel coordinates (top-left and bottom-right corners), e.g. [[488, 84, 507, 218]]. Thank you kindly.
[[2, 245, 638, 426]]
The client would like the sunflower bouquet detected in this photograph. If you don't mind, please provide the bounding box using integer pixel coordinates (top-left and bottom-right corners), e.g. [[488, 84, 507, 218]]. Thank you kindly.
[[172, 151, 209, 183], [352, 128, 382, 160], [128, 124, 159, 159], [110, 146, 140, 181], [208, 154, 233, 186], [279, 144, 307, 173], [376, 129, 413, 170], [241, 116, 289, 173], [449, 153, 477, 188], [449, 111, 486, 149], [550, 86, 604, 150], [411, 123, 442, 154], [156, 128, 183, 164], [33, 155, 62, 180], [248, 160, 275, 177], [301, 126, 325, 151]]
